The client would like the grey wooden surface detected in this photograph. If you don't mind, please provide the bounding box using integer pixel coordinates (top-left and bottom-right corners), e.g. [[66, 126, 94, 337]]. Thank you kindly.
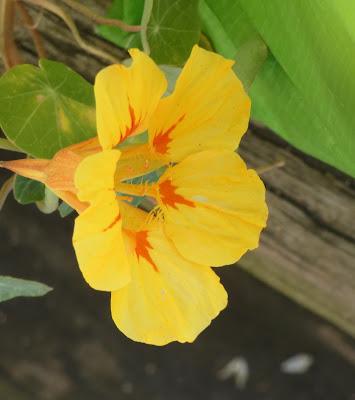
[[2, 0, 355, 339]]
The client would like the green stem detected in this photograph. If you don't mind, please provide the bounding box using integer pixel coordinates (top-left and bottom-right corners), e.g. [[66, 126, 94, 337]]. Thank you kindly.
[[60, 0, 141, 32], [140, 0, 153, 54], [23, 0, 121, 64], [0, 138, 23, 152], [0, 175, 14, 211]]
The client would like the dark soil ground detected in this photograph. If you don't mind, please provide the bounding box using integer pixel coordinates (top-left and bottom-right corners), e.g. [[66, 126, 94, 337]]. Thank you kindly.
[[0, 189, 354, 400]]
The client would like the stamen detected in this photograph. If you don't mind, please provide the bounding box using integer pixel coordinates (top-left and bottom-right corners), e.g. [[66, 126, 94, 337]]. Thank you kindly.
[[147, 206, 164, 225]]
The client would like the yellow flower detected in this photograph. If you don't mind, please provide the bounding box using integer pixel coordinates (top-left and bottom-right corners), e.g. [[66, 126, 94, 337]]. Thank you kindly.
[[1, 45, 268, 345], [73, 151, 228, 344], [73, 45, 267, 344]]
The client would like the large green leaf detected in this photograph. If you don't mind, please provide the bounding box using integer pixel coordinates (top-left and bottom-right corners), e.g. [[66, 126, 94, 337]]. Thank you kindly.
[[0, 276, 52, 303], [98, 0, 200, 66], [200, 0, 355, 176], [13, 175, 45, 205], [0, 59, 96, 159]]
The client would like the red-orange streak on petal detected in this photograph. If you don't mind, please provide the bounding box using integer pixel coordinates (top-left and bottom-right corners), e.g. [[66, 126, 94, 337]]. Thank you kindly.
[[102, 213, 121, 232], [120, 104, 141, 143], [159, 179, 195, 209], [135, 230, 159, 272], [152, 114, 185, 154]]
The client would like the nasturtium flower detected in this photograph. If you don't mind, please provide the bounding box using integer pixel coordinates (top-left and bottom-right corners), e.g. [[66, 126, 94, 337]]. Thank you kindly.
[[74, 151, 228, 345], [1, 45, 268, 345]]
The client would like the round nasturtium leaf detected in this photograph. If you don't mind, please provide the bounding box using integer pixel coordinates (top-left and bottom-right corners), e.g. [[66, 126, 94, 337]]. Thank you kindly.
[[98, 0, 201, 66], [0, 59, 96, 159], [145, 0, 201, 66]]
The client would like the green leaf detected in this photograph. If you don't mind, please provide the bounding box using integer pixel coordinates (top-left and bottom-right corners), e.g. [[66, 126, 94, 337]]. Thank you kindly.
[[143, 0, 201, 65], [0, 59, 96, 159], [97, 0, 145, 49], [199, 0, 355, 176], [36, 187, 59, 214], [232, 35, 268, 90], [159, 65, 181, 95], [98, 0, 201, 66], [58, 202, 74, 218], [13, 175, 45, 205], [0, 276, 52, 303]]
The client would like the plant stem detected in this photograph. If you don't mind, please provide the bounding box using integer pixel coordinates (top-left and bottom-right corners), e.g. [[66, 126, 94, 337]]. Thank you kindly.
[[0, 0, 22, 69], [60, 0, 141, 33], [256, 160, 285, 175], [16, 0, 46, 58], [0, 138, 23, 152], [0, 175, 15, 211], [22, 0, 121, 64], [140, 0, 153, 54]]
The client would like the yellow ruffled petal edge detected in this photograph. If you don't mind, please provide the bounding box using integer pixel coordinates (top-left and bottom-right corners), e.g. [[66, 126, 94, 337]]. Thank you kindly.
[[73, 149, 131, 291], [148, 45, 251, 162], [156, 150, 268, 267], [73, 191, 130, 291], [111, 204, 228, 346], [95, 49, 167, 150]]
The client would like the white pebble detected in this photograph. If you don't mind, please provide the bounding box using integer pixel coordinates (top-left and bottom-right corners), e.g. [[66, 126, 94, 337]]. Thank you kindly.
[[217, 357, 249, 389], [280, 353, 314, 374]]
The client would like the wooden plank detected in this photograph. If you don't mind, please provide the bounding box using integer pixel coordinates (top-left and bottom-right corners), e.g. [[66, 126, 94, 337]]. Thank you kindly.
[[1, 0, 355, 337], [239, 130, 355, 337]]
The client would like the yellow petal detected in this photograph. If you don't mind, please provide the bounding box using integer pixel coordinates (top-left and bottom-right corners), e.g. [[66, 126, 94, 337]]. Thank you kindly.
[[111, 218, 227, 346], [157, 150, 268, 266], [95, 49, 167, 149], [74, 149, 121, 202], [149, 45, 250, 162], [73, 191, 130, 291]]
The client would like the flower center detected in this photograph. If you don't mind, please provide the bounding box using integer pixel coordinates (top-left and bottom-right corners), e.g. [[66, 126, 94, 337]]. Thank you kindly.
[[114, 142, 165, 211]]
